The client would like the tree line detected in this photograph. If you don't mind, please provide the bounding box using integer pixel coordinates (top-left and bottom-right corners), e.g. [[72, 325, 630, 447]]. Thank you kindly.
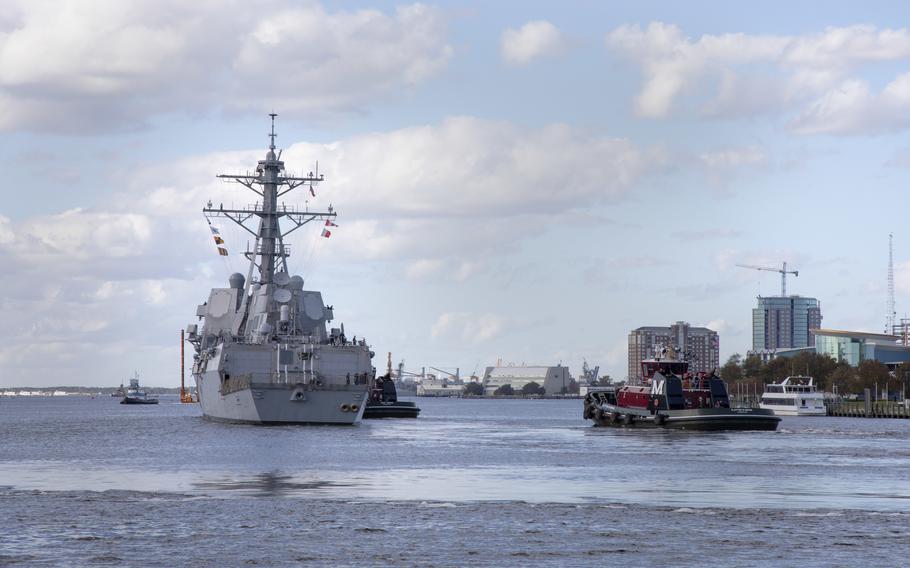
[[462, 380, 581, 397], [719, 352, 905, 397]]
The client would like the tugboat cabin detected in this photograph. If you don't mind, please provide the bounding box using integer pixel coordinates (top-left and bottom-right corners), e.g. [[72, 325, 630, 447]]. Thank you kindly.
[[615, 358, 731, 411]]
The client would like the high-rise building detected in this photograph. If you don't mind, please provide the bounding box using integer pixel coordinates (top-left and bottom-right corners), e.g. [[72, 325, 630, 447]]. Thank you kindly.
[[751, 296, 822, 351], [627, 321, 719, 381]]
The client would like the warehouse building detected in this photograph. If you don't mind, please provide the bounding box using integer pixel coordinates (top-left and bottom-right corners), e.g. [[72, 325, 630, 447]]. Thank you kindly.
[[482, 364, 571, 395]]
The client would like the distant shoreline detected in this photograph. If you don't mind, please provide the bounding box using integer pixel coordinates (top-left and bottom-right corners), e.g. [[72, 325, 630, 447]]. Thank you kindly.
[[1, 387, 183, 395]]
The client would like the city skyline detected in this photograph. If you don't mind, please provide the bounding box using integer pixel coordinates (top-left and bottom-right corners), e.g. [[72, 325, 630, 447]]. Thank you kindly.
[[2, 1, 910, 386]]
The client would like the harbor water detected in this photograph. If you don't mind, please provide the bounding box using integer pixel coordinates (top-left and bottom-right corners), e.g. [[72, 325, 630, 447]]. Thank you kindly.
[[1, 396, 909, 566]]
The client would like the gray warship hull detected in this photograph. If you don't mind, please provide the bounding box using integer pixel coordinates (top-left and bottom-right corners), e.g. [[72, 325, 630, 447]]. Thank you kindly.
[[196, 371, 367, 424], [188, 117, 376, 426]]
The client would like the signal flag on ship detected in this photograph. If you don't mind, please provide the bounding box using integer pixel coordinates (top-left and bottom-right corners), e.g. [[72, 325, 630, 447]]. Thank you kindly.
[[206, 217, 229, 256], [325, 219, 338, 227], [321, 228, 331, 238]]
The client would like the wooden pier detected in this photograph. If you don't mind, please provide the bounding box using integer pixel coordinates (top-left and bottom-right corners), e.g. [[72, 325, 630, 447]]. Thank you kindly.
[[825, 400, 910, 418]]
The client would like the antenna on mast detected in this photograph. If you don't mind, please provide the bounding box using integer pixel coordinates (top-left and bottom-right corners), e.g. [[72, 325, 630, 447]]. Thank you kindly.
[[268, 113, 277, 150], [887, 233, 896, 334]]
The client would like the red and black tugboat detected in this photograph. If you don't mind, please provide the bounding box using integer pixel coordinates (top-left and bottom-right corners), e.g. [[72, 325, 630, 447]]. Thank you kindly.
[[583, 348, 779, 431]]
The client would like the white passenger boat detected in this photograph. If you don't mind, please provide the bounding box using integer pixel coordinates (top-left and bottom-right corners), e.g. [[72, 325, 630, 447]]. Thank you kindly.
[[759, 376, 826, 416]]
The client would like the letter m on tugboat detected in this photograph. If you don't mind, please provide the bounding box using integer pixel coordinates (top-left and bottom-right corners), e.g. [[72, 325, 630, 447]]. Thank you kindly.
[[583, 346, 780, 431]]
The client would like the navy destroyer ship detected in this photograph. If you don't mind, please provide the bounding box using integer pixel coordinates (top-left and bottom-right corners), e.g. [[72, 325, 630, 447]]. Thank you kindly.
[[187, 116, 374, 424]]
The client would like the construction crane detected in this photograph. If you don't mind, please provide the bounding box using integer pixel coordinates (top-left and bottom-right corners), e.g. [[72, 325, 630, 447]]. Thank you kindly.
[[395, 360, 424, 381], [736, 261, 798, 297], [428, 366, 460, 381]]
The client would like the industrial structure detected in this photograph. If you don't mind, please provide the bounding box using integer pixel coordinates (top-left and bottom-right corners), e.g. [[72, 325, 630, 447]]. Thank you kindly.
[[481, 364, 572, 395], [887, 233, 897, 334], [627, 322, 719, 381]]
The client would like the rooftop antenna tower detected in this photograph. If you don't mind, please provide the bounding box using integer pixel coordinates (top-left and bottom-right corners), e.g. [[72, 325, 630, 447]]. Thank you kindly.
[[887, 233, 896, 334]]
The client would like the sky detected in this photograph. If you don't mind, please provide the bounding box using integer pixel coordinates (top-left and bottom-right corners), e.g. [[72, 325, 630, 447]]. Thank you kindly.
[[2, 0, 910, 387]]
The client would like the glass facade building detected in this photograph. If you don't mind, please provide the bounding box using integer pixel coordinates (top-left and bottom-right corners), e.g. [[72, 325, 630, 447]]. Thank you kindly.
[[752, 296, 822, 351], [816, 333, 863, 366], [813, 329, 910, 366]]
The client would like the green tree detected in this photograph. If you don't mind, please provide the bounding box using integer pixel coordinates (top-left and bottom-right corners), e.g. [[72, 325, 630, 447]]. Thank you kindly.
[[463, 382, 484, 396], [720, 354, 743, 382], [856, 360, 891, 396], [742, 354, 763, 380], [493, 384, 514, 396], [521, 381, 545, 396], [828, 365, 856, 396], [761, 357, 790, 385], [799, 353, 839, 391]]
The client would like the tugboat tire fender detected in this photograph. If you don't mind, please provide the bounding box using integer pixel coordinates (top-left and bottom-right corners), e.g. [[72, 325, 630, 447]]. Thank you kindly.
[[621, 413, 633, 425], [608, 412, 619, 424], [653, 413, 665, 426]]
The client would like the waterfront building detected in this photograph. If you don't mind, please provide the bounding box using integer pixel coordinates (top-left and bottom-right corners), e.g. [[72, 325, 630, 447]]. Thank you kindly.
[[752, 296, 822, 351], [813, 329, 910, 366], [416, 376, 465, 397], [627, 322, 719, 381], [482, 365, 571, 395]]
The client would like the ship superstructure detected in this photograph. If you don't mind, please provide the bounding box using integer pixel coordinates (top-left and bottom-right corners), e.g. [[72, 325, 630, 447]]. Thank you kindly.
[[187, 115, 373, 424]]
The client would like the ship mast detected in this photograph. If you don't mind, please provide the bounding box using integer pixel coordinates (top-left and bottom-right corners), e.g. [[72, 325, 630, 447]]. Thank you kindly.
[[203, 114, 336, 285]]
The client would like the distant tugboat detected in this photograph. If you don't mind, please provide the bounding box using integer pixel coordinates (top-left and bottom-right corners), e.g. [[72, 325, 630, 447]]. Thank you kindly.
[[583, 347, 779, 431], [363, 354, 420, 419], [121, 374, 159, 405]]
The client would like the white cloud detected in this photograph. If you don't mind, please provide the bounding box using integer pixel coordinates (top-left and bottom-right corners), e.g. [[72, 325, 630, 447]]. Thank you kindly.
[[231, 3, 452, 115], [0, 116, 666, 386], [699, 146, 768, 170], [789, 74, 910, 135], [702, 319, 728, 333], [431, 312, 504, 342], [405, 259, 446, 280], [0, 214, 14, 244], [284, 117, 661, 220], [500, 20, 565, 66], [404, 259, 482, 282], [0, 1, 452, 133], [606, 22, 910, 133], [187, 117, 666, 271]]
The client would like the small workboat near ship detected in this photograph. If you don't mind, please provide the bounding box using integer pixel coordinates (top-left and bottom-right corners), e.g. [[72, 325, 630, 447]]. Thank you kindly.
[[759, 376, 826, 416], [120, 374, 159, 405], [583, 350, 780, 431], [363, 373, 420, 419], [363, 355, 420, 419]]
